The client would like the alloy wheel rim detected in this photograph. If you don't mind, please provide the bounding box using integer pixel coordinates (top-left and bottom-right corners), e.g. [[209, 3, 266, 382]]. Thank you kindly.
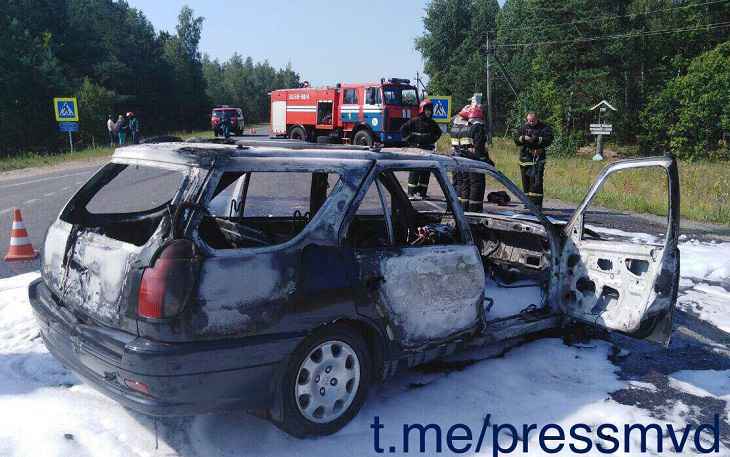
[[294, 340, 361, 424]]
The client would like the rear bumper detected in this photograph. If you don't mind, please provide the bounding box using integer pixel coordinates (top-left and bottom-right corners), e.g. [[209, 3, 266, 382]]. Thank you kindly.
[[29, 278, 302, 416]]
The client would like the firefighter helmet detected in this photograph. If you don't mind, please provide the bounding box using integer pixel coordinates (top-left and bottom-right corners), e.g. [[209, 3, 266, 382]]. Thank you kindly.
[[468, 105, 484, 121], [419, 99, 433, 115], [458, 104, 484, 121]]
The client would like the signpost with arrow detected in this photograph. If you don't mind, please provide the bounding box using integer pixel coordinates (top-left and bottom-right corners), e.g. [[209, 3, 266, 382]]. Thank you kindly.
[[589, 100, 617, 161]]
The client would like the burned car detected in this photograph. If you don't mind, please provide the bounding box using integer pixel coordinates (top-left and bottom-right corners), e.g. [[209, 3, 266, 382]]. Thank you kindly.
[[29, 142, 680, 437]]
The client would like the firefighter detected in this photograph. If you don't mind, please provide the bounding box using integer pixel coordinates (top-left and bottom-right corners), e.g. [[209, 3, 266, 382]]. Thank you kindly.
[[400, 99, 443, 200], [514, 112, 553, 209], [450, 103, 493, 212]]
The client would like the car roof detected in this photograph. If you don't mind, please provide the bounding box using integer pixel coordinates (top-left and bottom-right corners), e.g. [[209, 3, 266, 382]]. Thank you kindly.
[[111, 141, 492, 171]]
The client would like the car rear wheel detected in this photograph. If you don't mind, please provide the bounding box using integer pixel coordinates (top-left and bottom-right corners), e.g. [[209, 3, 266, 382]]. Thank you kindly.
[[353, 130, 374, 147], [275, 326, 371, 438], [289, 126, 308, 141]]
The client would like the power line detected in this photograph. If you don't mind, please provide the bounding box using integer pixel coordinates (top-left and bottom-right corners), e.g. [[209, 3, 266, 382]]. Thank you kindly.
[[489, 0, 729, 35], [494, 21, 730, 48]]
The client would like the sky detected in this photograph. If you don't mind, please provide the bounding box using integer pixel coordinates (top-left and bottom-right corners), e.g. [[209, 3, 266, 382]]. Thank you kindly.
[[125, 1, 435, 86]]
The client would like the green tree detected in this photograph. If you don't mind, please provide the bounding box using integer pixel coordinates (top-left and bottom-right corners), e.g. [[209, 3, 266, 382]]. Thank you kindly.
[[76, 78, 116, 146], [162, 6, 209, 131], [641, 41, 730, 159]]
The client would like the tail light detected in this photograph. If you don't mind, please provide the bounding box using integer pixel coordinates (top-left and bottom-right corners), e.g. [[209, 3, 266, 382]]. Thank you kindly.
[[138, 240, 197, 319], [124, 378, 151, 396]]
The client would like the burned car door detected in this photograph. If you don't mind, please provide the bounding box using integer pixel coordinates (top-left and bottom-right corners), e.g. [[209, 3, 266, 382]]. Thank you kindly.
[[560, 156, 680, 345], [345, 165, 485, 349]]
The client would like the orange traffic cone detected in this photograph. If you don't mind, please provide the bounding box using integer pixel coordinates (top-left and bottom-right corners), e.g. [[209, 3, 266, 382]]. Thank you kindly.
[[4, 208, 38, 261]]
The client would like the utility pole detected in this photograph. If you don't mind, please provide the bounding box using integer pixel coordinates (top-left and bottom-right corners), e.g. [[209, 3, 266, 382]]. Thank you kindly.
[[485, 34, 494, 145], [415, 71, 428, 98]]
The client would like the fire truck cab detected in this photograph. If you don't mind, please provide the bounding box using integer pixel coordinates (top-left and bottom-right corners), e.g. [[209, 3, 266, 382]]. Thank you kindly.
[[270, 78, 420, 146]]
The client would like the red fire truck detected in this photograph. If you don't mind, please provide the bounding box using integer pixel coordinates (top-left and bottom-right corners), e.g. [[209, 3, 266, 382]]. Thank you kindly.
[[270, 78, 420, 146]]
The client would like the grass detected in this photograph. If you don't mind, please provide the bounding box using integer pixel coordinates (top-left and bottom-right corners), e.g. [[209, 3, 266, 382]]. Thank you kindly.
[[437, 136, 730, 225]]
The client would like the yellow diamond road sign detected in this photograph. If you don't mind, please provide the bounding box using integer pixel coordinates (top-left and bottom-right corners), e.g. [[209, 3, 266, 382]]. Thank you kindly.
[[53, 97, 79, 122]]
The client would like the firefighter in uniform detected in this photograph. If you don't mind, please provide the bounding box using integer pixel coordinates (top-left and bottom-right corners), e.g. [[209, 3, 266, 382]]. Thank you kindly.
[[400, 99, 443, 200], [514, 112, 553, 209], [451, 103, 493, 212]]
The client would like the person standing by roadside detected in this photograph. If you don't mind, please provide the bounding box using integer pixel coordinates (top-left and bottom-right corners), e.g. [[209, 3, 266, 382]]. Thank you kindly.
[[117, 114, 128, 146], [127, 112, 140, 144], [400, 99, 443, 200], [450, 102, 493, 212], [514, 112, 553, 209], [106, 115, 115, 147]]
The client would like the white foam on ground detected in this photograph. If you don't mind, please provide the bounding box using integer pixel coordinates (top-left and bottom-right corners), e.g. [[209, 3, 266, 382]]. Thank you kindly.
[[1, 230, 729, 455], [484, 277, 543, 320]]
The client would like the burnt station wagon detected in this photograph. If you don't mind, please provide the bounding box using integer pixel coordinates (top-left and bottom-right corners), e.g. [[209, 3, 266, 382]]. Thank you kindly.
[[29, 141, 680, 437]]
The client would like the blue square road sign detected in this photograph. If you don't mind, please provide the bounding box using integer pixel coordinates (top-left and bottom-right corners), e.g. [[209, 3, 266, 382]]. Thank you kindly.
[[53, 97, 79, 122], [429, 96, 452, 124]]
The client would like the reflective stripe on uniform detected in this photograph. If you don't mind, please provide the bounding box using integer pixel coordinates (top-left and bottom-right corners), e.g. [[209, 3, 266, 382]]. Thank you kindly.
[[526, 192, 543, 197], [519, 160, 546, 167]]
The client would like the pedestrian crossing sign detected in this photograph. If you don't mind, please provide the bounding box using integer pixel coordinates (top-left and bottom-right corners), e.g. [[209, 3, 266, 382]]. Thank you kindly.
[[53, 97, 79, 122], [429, 96, 452, 124]]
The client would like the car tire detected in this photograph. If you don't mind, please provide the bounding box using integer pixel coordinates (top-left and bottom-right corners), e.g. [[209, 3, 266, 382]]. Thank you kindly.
[[289, 126, 308, 142], [352, 130, 374, 147], [275, 325, 371, 438]]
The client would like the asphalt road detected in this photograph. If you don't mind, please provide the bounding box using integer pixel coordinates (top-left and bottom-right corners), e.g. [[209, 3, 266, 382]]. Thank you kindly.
[[0, 163, 103, 279]]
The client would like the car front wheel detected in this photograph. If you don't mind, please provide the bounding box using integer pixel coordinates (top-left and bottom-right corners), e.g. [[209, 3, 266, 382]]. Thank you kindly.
[[276, 326, 371, 438]]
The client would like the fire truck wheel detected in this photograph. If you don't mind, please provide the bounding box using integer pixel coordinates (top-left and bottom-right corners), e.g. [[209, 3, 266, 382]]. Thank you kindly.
[[353, 130, 374, 147], [289, 126, 308, 142]]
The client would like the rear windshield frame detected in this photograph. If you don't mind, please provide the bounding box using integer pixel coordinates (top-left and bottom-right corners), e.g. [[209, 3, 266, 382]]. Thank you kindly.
[[60, 161, 192, 231]]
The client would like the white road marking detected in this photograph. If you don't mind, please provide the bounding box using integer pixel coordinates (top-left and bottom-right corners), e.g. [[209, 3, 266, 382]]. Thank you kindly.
[[23, 199, 39, 205], [43, 193, 55, 197], [0, 170, 94, 190]]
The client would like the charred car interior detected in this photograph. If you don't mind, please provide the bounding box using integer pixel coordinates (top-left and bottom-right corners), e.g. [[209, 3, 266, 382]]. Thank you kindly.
[[29, 142, 680, 438]]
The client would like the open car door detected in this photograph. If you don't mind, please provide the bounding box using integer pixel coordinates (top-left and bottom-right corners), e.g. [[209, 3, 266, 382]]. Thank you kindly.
[[560, 156, 680, 346]]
